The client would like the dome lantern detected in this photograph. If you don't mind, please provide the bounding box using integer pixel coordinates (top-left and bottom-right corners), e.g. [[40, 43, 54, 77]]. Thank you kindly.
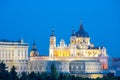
[[75, 23, 89, 38]]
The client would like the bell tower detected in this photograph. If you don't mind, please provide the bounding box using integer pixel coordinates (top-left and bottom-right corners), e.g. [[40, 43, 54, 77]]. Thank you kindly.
[[50, 29, 56, 48], [49, 29, 56, 57], [70, 27, 77, 57], [70, 28, 76, 46]]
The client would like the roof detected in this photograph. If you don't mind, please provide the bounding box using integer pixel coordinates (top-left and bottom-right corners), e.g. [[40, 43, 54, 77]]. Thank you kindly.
[[0, 39, 28, 46], [75, 24, 89, 38]]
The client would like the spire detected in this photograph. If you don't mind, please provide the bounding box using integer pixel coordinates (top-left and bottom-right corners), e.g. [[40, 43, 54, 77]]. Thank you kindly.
[[71, 26, 75, 36], [32, 42, 37, 51], [79, 18, 84, 30], [50, 28, 55, 36]]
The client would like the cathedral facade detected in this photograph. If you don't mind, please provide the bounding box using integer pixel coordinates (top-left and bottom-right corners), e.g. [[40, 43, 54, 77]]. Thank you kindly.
[[49, 23, 108, 69]]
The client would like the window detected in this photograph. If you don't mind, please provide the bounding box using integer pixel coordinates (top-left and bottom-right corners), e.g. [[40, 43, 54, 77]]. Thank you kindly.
[[39, 66, 41, 70], [30, 66, 32, 70], [12, 50, 14, 56], [2, 49, 4, 53], [9, 50, 11, 56], [34, 66, 37, 70], [81, 66, 83, 69], [25, 50, 27, 54], [21, 50, 23, 54], [71, 66, 73, 69], [24, 66, 26, 70], [18, 50, 20, 56], [76, 66, 78, 69], [21, 66, 22, 70]]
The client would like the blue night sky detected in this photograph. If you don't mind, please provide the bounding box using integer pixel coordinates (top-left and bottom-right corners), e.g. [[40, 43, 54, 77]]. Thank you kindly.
[[0, 0, 120, 57]]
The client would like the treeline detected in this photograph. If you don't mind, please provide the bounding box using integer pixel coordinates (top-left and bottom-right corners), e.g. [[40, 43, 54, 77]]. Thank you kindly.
[[0, 62, 120, 80]]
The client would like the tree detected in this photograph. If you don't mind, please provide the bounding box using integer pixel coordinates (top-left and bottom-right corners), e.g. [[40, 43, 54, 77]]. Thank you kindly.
[[59, 73, 64, 80], [37, 72, 42, 80], [50, 63, 58, 80], [28, 71, 37, 80], [0, 61, 10, 80], [20, 72, 28, 80], [40, 72, 49, 80], [5, 71, 10, 80], [9, 65, 19, 80]]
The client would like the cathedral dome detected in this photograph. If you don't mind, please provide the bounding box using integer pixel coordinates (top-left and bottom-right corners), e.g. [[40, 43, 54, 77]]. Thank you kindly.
[[30, 43, 39, 57], [75, 24, 89, 38]]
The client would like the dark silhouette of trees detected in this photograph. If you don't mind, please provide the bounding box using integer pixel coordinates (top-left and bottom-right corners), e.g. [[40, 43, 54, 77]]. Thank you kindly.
[[0, 62, 120, 80], [50, 63, 58, 80], [40, 72, 49, 80], [9, 65, 19, 80], [28, 71, 37, 80], [0, 61, 10, 80], [20, 72, 28, 80]]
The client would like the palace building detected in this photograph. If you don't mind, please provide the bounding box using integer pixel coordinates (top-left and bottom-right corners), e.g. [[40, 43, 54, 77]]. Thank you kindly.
[[0, 39, 29, 73], [0, 22, 109, 78]]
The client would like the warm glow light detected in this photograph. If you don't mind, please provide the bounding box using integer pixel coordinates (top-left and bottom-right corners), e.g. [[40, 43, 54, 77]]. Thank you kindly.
[[90, 74, 103, 79], [54, 49, 70, 57]]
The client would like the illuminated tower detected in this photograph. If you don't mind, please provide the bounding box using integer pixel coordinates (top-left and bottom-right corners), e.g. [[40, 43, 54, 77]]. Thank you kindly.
[[70, 28, 76, 46], [70, 28, 77, 57], [49, 29, 56, 57]]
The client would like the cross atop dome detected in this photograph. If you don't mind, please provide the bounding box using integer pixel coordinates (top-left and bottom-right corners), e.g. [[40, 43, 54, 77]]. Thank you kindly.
[[79, 18, 84, 31], [50, 28, 55, 36], [80, 23, 84, 31], [75, 19, 89, 38]]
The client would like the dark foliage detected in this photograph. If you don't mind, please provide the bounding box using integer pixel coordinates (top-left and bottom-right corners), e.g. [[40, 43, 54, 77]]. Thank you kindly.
[[9, 65, 19, 80], [20, 72, 28, 80], [0, 61, 10, 80], [0, 62, 120, 80], [50, 63, 58, 80]]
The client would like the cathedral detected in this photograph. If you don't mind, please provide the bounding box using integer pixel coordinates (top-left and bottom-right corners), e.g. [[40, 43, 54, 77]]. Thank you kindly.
[[0, 22, 109, 78], [49, 23, 108, 69]]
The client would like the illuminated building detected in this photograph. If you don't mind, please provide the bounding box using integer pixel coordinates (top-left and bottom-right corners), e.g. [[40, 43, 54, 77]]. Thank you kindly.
[[69, 60, 104, 78], [49, 23, 108, 70], [28, 22, 109, 78], [0, 22, 109, 78], [0, 39, 28, 73], [0, 39, 28, 61], [70, 60, 102, 74]]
